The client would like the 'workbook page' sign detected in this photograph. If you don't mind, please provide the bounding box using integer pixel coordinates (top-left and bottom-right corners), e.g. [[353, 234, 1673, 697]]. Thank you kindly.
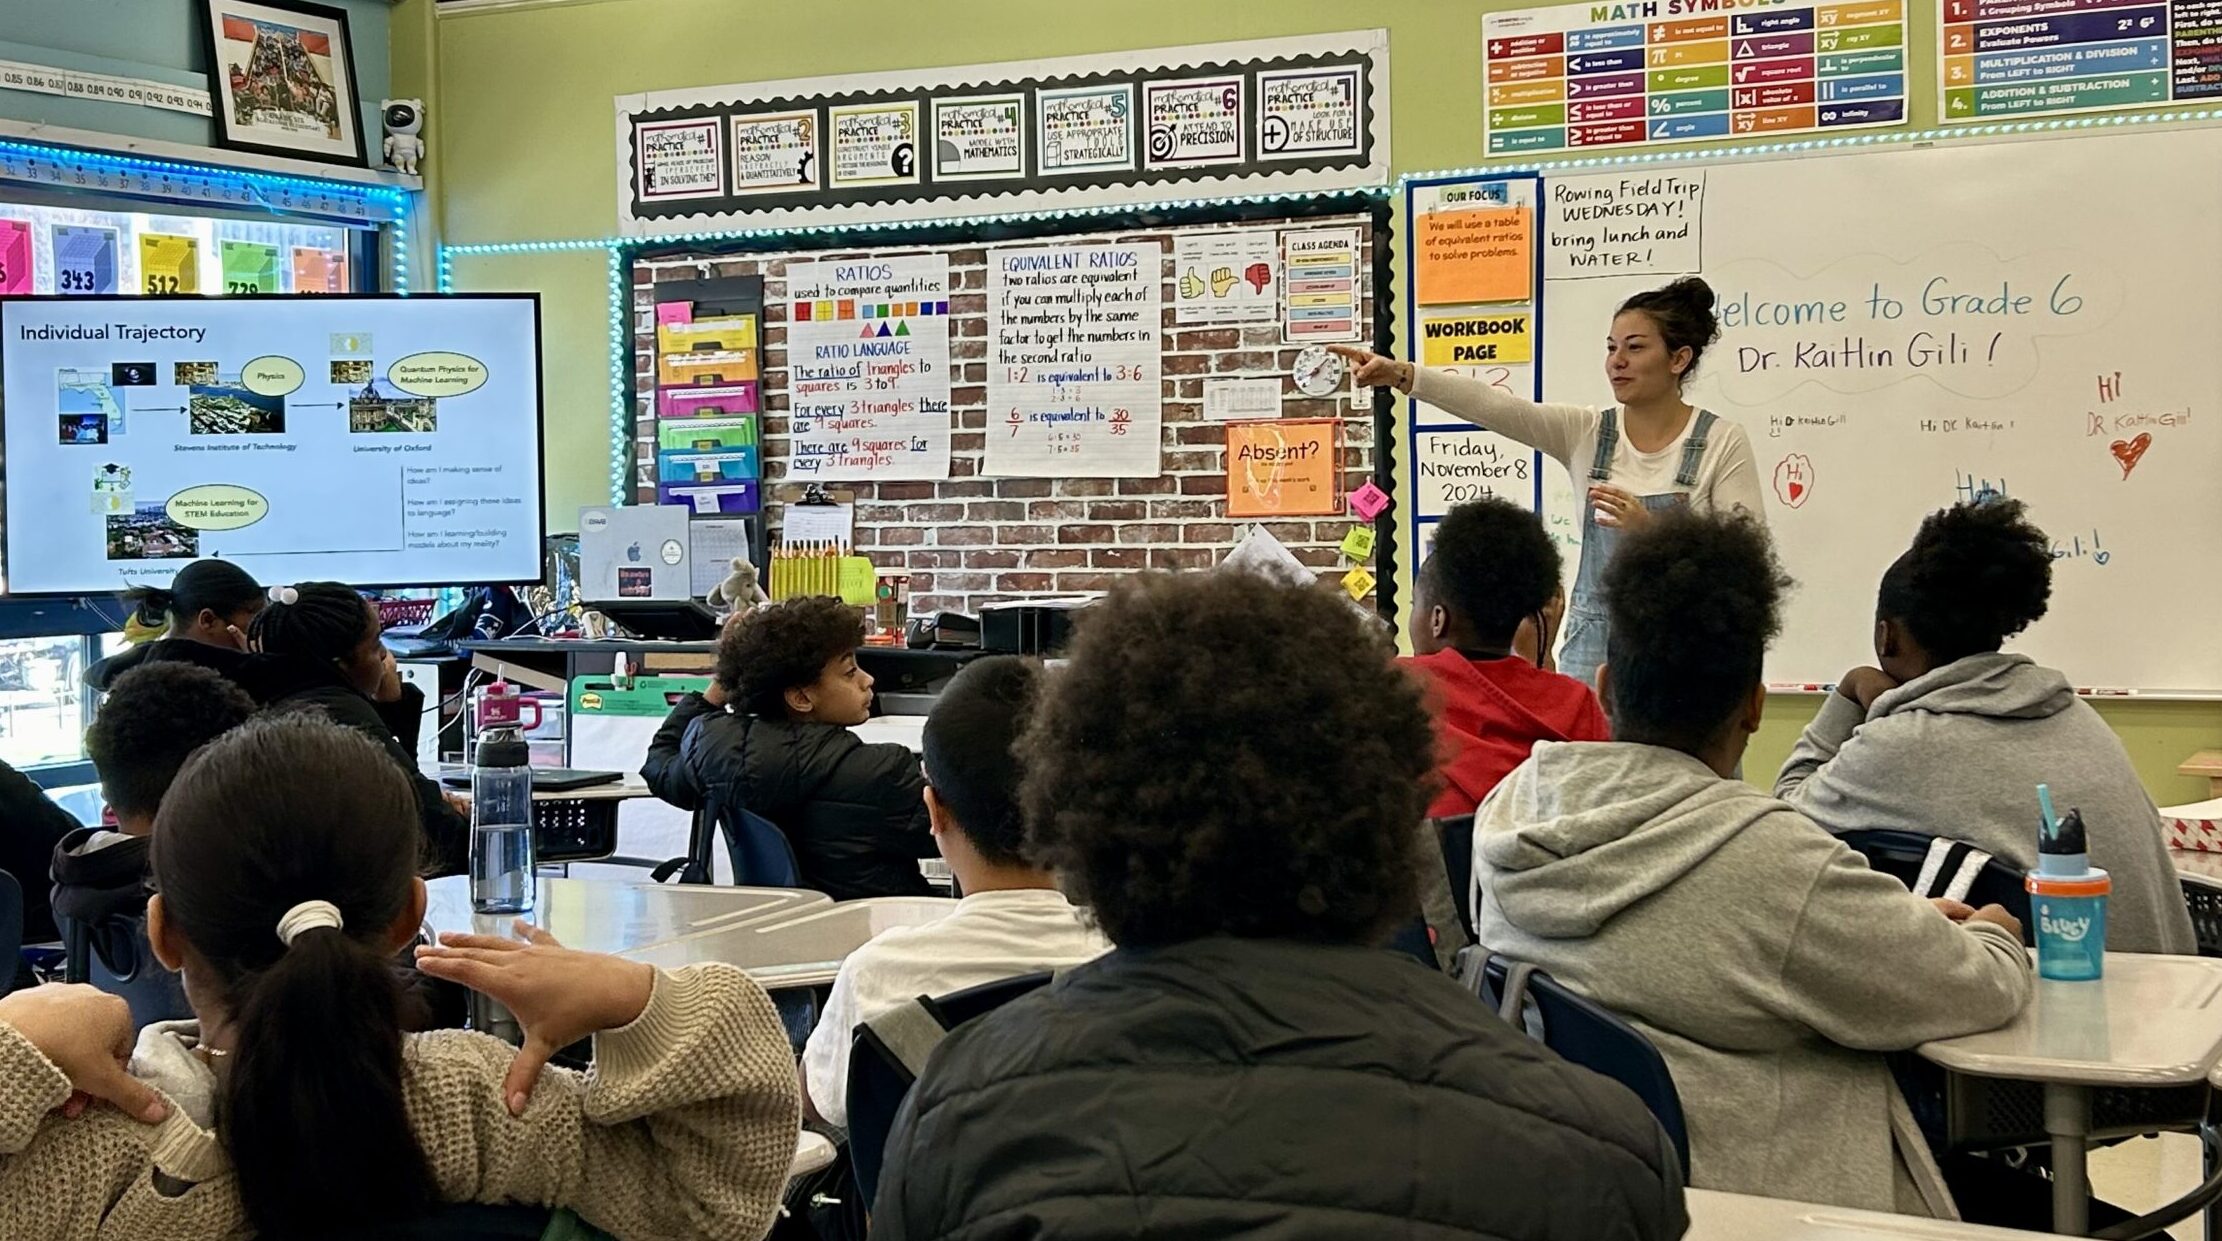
[[1483, 0, 1910, 154], [1940, 0, 2222, 121], [987, 242, 1163, 477], [786, 255, 954, 480]]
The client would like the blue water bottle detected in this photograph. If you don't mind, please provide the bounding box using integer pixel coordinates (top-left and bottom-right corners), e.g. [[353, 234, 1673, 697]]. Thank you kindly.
[[2028, 788, 2108, 981], [470, 729, 536, 914]]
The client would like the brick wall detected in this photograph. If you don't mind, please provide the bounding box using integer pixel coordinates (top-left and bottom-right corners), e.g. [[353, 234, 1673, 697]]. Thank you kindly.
[[633, 212, 1378, 618]]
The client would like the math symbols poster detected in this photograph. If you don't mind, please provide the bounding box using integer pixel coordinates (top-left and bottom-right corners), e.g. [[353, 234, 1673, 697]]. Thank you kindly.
[[785, 255, 954, 480], [987, 241, 1164, 477]]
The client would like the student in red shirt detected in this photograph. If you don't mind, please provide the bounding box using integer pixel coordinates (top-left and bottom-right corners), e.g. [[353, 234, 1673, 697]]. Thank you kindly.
[[1406, 498, 1610, 817]]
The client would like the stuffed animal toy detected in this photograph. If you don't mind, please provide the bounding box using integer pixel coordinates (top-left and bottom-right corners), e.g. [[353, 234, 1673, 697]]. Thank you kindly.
[[381, 99, 426, 176], [705, 557, 769, 615]]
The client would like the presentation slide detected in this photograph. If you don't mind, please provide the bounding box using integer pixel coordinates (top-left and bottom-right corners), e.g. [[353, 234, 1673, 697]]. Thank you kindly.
[[0, 294, 544, 595]]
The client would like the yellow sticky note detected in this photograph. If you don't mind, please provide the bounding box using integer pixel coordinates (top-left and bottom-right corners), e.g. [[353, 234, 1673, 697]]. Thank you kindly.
[[1340, 526, 1376, 563], [838, 557, 878, 606], [1341, 567, 1376, 600]]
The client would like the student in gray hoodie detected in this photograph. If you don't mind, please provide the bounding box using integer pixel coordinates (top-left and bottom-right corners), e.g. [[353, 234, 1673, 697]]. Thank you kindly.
[[1472, 509, 2033, 1219], [1775, 498, 2194, 954]]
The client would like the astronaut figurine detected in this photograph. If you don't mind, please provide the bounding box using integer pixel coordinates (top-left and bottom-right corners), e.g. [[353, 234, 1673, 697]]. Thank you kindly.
[[381, 99, 425, 176]]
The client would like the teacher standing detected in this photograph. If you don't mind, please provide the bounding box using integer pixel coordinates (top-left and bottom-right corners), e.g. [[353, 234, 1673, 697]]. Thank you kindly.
[[1334, 277, 1766, 688]]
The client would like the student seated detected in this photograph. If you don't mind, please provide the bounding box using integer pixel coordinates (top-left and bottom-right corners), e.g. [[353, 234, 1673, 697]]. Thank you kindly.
[[0, 715, 800, 1238], [1, 757, 88, 953], [875, 573, 1687, 1240], [1471, 509, 2031, 1216], [1405, 497, 1608, 817], [84, 560, 268, 695], [52, 664, 257, 975], [1775, 498, 2195, 954], [799, 655, 1107, 1127], [248, 582, 466, 876], [643, 596, 933, 899]]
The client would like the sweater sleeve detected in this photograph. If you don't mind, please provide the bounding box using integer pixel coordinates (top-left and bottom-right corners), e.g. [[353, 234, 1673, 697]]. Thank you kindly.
[[641, 694, 719, 812], [1408, 365, 1595, 471], [1773, 844, 2032, 1051], [1772, 691, 1867, 809], [415, 963, 800, 1241]]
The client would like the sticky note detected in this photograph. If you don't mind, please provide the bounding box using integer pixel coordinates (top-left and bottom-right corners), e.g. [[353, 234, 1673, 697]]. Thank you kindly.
[[656, 301, 694, 326], [1348, 480, 1391, 522], [838, 556, 878, 606], [1416, 207, 1533, 305], [0, 220, 30, 295], [1340, 526, 1376, 562], [1341, 566, 1377, 600], [139, 233, 198, 294]]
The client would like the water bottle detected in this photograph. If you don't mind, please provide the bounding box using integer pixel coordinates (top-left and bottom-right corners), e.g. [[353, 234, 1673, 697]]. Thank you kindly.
[[470, 728, 536, 914]]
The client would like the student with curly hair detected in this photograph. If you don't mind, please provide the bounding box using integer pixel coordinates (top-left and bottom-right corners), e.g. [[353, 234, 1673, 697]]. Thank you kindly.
[[642, 596, 932, 899], [1472, 509, 2031, 1217], [874, 572, 1688, 1241], [1776, 499, 2193, 954], [1406, 497, 1608, 817], [1336, 277, 1765, 687]]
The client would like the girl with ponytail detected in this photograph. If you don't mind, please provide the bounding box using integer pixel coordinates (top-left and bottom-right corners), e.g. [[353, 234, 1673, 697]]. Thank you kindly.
[[1332, 277, 1767, 688], [250, 581, 469, 875], [86, 560, 268, 694], [0, 714, 799, 1239]]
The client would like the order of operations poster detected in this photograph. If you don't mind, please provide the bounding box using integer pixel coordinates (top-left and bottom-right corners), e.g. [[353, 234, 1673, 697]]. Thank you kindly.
[[1483, 0, 1910, 154], [986, 241, 1163, 477], [1940, 0, 2222, 120], [784, 255, 954, 480]]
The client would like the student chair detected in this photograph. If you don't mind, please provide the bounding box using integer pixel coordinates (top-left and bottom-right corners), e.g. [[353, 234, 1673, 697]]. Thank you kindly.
[[1462, 950, 1692, 1181], [844, 971, 1056, 1208], [1837, 829, 2034, 943], [61, 912, 192, 1029], [0, 869, 21, 996], [645, 800, 804, 888], [1431, 814, 1478, 939], [2181, 872, 2222, 958]]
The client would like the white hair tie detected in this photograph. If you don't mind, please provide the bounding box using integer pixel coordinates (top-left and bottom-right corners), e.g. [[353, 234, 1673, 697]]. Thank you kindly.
[[275, 900, 345, 947], [267, 585, 299, 606]]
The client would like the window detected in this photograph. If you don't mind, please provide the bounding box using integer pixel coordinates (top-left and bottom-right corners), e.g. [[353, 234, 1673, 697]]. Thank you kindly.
[[0, 635, 97, 771]]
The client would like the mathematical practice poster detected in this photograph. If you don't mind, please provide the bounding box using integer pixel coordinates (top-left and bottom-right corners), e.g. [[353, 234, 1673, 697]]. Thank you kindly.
[[1174, 230, 1279, 323], [828, 103, 920, 188], [1143, 76, 1246, 167], [1282, 227, 1361, 342], [1038, 84, 1136, 174], [1940, 0, 2222, 121], [784, 255, 953, 480], [933, 94, 1026, 179], [1259, 65, 1366, 158], [1482, 0, 1910, 154], [731, 111, 820, 194], [634, 118, 724, 201], [987, 242, 1163, 477]]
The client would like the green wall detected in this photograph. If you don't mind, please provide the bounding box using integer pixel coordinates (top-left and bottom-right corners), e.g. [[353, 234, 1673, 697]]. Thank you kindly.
[[411, 0, 2222, 801]]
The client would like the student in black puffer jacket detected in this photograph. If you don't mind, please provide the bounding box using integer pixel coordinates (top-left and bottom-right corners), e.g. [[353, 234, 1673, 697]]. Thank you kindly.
[[643, 596, 932, 900], [874, 572, 1688, 1241]]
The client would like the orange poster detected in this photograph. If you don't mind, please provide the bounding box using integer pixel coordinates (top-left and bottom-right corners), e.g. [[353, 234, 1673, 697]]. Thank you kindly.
[[1416, 206, 1533, 305], [1227, 419, 1342, 518]]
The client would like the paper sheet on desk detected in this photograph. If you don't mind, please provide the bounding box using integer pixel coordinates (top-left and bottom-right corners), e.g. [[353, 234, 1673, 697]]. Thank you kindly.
[[690, 518, 755, 596]]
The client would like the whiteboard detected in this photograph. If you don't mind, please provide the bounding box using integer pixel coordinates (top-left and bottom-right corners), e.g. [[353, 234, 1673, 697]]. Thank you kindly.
[[1535, 125, 2222, 695]]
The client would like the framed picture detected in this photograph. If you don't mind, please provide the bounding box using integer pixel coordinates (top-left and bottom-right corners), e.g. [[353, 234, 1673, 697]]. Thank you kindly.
[[200, 0, 367, 166]]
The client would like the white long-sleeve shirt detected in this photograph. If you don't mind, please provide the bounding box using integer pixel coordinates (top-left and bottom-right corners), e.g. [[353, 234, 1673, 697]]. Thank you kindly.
[[1411, 366, 1767, 518]]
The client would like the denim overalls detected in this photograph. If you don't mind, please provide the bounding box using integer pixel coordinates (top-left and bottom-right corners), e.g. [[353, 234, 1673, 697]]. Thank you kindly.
[[1557, 406, 1718, 689]]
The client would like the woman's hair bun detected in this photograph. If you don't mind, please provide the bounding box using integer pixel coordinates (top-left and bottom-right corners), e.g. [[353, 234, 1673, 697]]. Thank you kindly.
[[1664, 276, 1716, 314]]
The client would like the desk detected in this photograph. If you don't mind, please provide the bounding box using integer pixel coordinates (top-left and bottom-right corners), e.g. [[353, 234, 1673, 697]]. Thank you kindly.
[[2176, 848, 2222, 884], [1686, 1189, 2068, 1238], [2180, 751, 2222, 800], [435, 774, 657, 864], [852, 714, 926, 754], [1918, 953, 2222, 1234], [622, 896, 956, 987], [459, 638, 983, 713]]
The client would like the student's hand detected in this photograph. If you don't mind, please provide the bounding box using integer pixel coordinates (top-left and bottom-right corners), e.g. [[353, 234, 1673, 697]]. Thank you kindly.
[[1837, 666, 1900, 710], [0, 985, 167, 1124], [1965, 904, 2025, 940], [372, 647, 405, 703], [219, 624, 251, 653], [1325, 345, 1413, 392], [415, 922, 656, 1116], [1588, 485, 1650, 530], [1930, 898, 1977, 922]]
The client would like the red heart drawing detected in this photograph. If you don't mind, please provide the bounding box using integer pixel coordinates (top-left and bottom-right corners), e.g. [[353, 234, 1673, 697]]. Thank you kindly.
[[1788, 481, 1805, 502], [2110, 432, 2152, 479]]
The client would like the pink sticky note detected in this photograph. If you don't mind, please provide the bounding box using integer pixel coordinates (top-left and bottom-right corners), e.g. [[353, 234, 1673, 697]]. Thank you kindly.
[[655, 301, 694, 326], [1348, 480, 1391, 522], [0, 220, 30, 295]]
